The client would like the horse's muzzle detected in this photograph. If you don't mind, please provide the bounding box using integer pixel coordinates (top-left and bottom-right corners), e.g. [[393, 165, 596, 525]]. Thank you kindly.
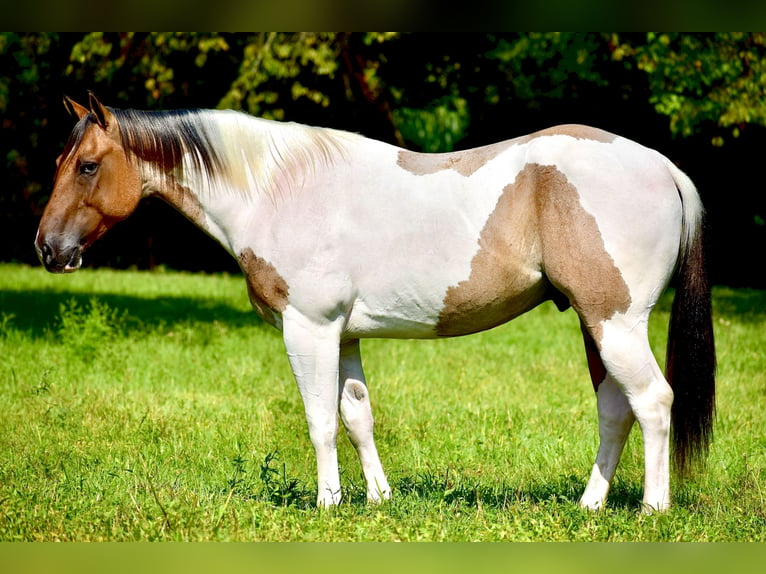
[[35, 231, 83, 273]]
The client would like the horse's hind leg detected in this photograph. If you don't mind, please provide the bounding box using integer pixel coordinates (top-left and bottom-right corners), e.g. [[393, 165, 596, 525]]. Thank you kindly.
[[339, 339, 391, 502], [587, 315, 674, 513], [579, 325, 635, 510]]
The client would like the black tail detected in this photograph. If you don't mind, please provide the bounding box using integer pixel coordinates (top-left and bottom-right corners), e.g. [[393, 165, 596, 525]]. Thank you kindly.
[[666, 213, 716, 476]]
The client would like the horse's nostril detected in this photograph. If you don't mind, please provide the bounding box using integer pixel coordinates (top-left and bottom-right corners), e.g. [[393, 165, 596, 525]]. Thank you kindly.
[[35, 239, 62, 270], [40, 242, 53, 261]]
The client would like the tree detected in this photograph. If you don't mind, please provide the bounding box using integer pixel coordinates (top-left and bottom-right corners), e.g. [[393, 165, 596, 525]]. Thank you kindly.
[[615, 32, 766, 145]]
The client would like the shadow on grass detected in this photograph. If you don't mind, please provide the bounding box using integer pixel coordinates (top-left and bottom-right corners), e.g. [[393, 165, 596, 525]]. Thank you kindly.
[[222, 462, 685, 514], [392, 469, 646, 512], [0, 288, 266, 338]]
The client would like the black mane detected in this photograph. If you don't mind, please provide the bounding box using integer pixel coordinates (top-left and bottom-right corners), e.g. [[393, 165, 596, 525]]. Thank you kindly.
[[111, 107, 225, 178]]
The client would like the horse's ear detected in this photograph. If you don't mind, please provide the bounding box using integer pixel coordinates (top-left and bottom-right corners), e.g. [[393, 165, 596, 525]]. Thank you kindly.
[[88, 91, 111, 130], [63, 96, 89, 120]]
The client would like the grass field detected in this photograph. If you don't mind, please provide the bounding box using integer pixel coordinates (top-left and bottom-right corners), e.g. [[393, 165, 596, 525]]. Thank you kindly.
[[0, 263, 764, 541]]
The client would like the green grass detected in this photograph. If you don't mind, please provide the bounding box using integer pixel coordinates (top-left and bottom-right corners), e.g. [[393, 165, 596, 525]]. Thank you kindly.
[[0, 263, 764, 541]]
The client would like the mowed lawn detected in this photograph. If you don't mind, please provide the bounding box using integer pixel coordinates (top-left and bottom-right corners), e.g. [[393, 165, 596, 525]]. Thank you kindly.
[[0, 263, 764, 541]]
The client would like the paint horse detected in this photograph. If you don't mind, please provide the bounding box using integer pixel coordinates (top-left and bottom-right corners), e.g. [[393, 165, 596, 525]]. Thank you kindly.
[[36, 93, 715, 512]]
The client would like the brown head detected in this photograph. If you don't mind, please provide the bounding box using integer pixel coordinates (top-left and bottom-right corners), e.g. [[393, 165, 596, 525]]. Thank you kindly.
[[35, 93, 142, 273]]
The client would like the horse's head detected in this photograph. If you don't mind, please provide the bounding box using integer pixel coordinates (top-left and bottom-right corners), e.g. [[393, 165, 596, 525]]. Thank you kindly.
[[35, 93, 142, 273]]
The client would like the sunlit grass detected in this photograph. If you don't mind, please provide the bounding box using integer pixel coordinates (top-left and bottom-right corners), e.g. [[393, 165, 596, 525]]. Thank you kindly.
[[1, 264, 764, 540]]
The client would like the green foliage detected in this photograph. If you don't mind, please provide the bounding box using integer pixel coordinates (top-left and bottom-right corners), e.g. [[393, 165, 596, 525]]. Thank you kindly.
[[0, 264, 764, 541], [488, 33, 610, 102], [66, 32, 231, 106], [618, 33, 766, 144], [394, 96, 470, 152], [4, 32, 766, 146], [0, 32, 61, 203], [0, 33, 58, 112], [218, 33, 339, 120]]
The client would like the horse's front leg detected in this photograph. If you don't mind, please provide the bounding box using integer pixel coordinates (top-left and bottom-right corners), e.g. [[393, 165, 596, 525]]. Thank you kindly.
[[283, 312, 345, 507], [339, 339, 391, 503]]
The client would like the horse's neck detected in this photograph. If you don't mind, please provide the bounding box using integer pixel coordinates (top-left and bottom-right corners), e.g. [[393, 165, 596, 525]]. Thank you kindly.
[[137, 112, 264, 248], [142, 112, 359, 253]]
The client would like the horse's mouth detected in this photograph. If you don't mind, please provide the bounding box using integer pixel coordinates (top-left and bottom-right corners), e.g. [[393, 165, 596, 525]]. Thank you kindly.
[[35, 234, 83, 273], [61, 249, 83, 273], [46, 250, 82, 273]]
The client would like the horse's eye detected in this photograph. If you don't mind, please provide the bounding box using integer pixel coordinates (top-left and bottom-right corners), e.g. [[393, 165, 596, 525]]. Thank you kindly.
[[79, 162, 99, 176]]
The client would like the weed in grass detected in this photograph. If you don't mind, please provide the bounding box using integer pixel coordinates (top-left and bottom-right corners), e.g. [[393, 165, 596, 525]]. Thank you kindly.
[[0, 312, 15, 333], [258, 450, 312, 508], [56, 298, 127, 357], [29, 370, 52, 396]]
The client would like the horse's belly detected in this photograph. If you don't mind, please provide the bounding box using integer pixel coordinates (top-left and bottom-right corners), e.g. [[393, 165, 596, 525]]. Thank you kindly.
[[434, 266, 547, 337], [343, 283, 448, 339], [343, 263, 546, 340]]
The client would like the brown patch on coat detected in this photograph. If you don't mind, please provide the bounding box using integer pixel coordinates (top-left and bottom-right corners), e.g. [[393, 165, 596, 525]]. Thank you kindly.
[[533, 164, 631, 345], [435, 165, 548, 336], [239, 248, 290, 323], [436, 162, 631, 348], [397, 140, 514, 177], [397, 125, 617, 178]]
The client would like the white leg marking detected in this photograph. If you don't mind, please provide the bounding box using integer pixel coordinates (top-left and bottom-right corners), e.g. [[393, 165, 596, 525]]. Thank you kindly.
[[339, 340, 391, 503], [580, 376, 635, 510], [283, 312, 344, 507], [599, 317, 674, 513]]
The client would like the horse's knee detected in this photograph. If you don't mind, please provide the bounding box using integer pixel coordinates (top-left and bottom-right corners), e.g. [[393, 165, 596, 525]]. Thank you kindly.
[[304, 410, 339, 450]]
